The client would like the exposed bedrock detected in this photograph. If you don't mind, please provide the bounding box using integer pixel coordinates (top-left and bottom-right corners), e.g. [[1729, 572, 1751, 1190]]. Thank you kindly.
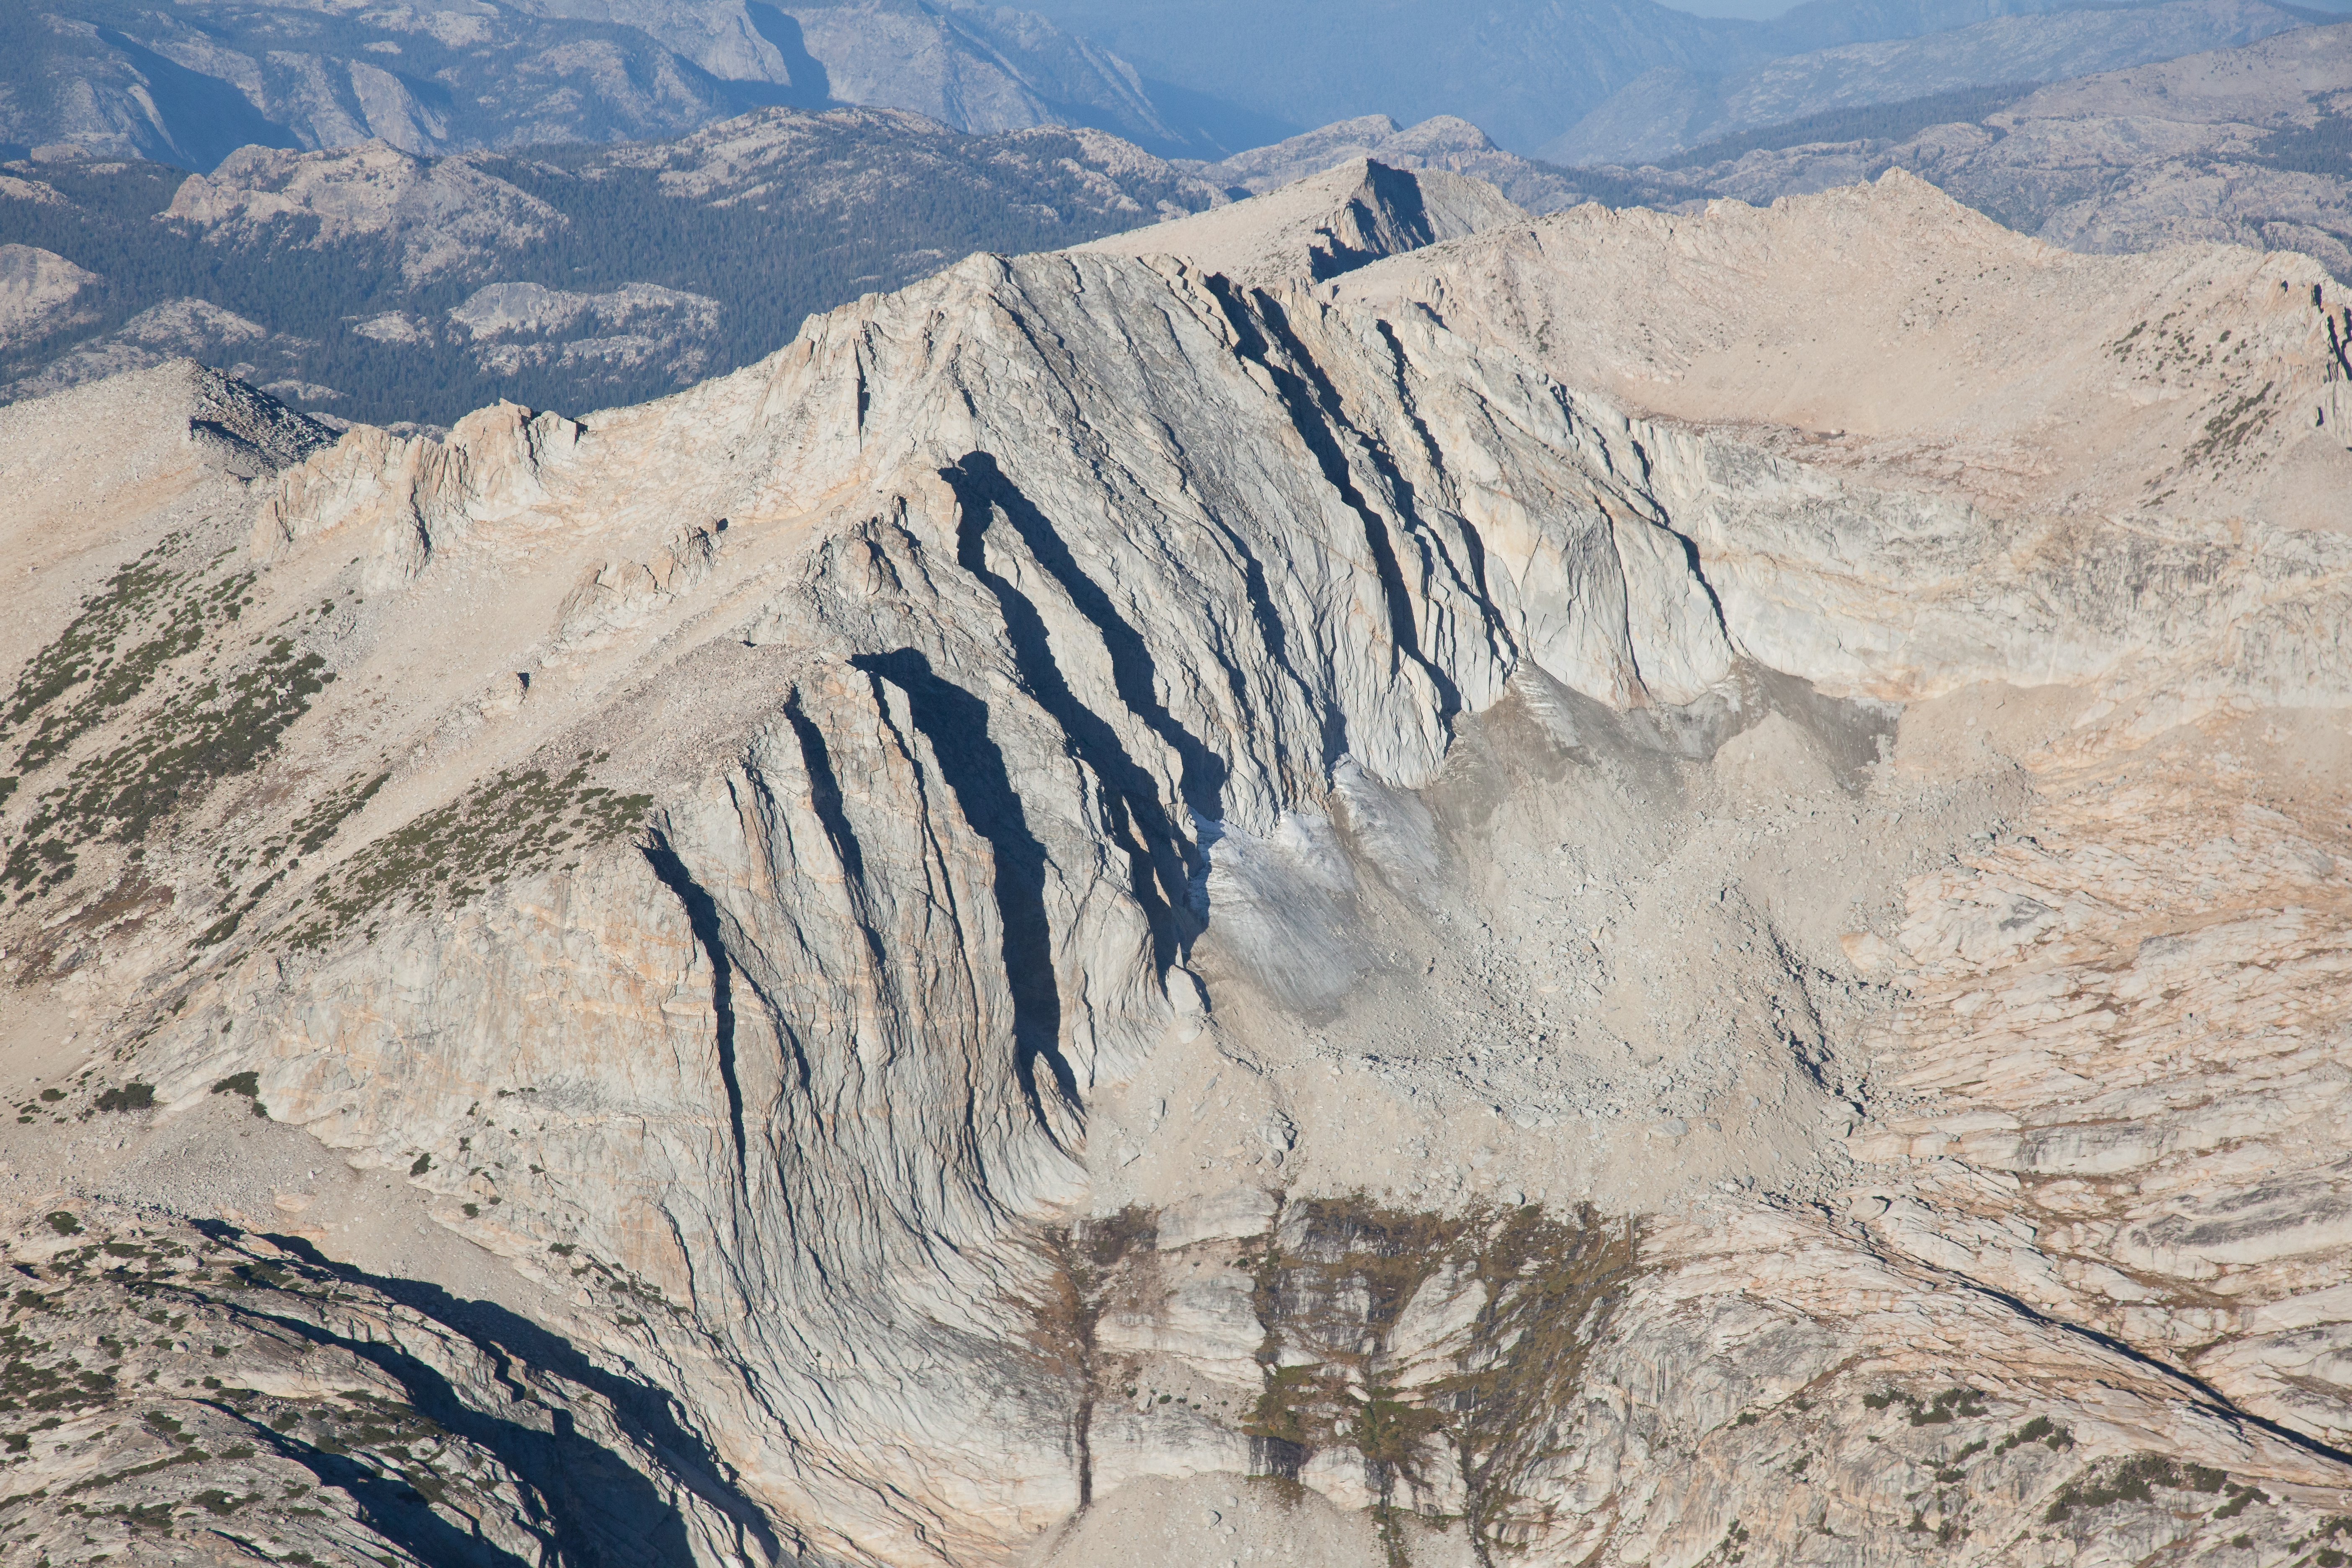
[[3, 183, 2352, 1565]]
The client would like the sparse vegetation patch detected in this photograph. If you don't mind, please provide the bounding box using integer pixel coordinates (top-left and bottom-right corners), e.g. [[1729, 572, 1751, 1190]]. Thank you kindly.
[[4, 627, 332, 902], [0, 536, 248, 776], [276, 756, 651, 950], [2044, 1453, 2229, 1524], [210, 1072, 268, 1118], [93, 1083, 154, 1113]]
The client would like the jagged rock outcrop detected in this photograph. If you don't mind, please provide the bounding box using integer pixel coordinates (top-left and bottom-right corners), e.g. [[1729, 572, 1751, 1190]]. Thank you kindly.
[[250, 399, 588, 591], [1188, 115, 1595, 214], [1081, 159, 1526, 286], [2, 174, 2351, 1567]]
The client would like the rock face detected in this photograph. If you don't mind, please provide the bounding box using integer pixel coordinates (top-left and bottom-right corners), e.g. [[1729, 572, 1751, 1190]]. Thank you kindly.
[[1081, 159, 1527, 286], [3, 174, 2352, 1566], [0, 1201, 769, 1565], [1545, 0, 2311, 165], [1188, 114, 1596, 214], [1569, 22, 2352, 282]]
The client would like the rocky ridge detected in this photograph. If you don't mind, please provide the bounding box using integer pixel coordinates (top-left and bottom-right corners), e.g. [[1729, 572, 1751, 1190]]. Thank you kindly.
[[1184, 115, 1596, 215], [0, 173, 2349, 1566], [1546, 0, 2312, 165], [1079, 159, 1527, 288], [1568, 22, 2352, 281]]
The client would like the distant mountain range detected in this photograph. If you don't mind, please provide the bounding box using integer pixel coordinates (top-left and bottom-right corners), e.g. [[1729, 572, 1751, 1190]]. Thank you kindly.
[[0, 0, 1285, 167], [1009, 0, 2341, 151], [11, 0, 2337, 176], [1548, 0, 2312, 161], [1566, 21, 2352, 279]]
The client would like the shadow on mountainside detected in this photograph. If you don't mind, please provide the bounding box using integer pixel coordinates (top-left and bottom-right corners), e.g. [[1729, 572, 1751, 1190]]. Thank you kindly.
[[849, 646, 1086, 1137], [743, 4, 836, 109], [202, 1225, 782, 1567]]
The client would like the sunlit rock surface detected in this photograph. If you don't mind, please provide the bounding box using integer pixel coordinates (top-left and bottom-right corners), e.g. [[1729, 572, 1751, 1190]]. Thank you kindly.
[[1, 173, 2350, 1565]]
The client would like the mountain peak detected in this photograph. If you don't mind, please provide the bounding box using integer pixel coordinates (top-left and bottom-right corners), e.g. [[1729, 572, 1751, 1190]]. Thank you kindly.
[[1081, 157, 1525, 286]]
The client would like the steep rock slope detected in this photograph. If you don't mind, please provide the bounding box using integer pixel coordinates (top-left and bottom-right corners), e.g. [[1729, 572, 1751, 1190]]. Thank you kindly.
[[1567, 23, 2352, 281], [1, 178, 2350, 1565], [1079, 159, 1526, 287], [1190, 114, 1596, 214], [1336, 169, 2352, 527], [1546, 0, 2309, 164]]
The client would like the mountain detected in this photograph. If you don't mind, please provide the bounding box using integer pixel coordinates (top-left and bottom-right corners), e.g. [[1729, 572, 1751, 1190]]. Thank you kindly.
[[9, 0, 2322, 183], [3, 162, 2352, 1562], [1546, 0, 2312, 163], [0, 0, 759, 166], [1189, 113, 1596, 212], [3, 0, 2331, 181], [730, 0, 1186, 144], [1079, 157, 1527, 285], [0, 108, 1232, 426], [1005, 0, 2184, 152], [0, 0, 1270, 171], [1004, 0, 1738, 153], [1567, 22, 2352, 280]]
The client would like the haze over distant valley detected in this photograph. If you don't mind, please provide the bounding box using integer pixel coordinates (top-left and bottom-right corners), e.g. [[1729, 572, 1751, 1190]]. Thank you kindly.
[[1573, 23, 2352, 281]]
